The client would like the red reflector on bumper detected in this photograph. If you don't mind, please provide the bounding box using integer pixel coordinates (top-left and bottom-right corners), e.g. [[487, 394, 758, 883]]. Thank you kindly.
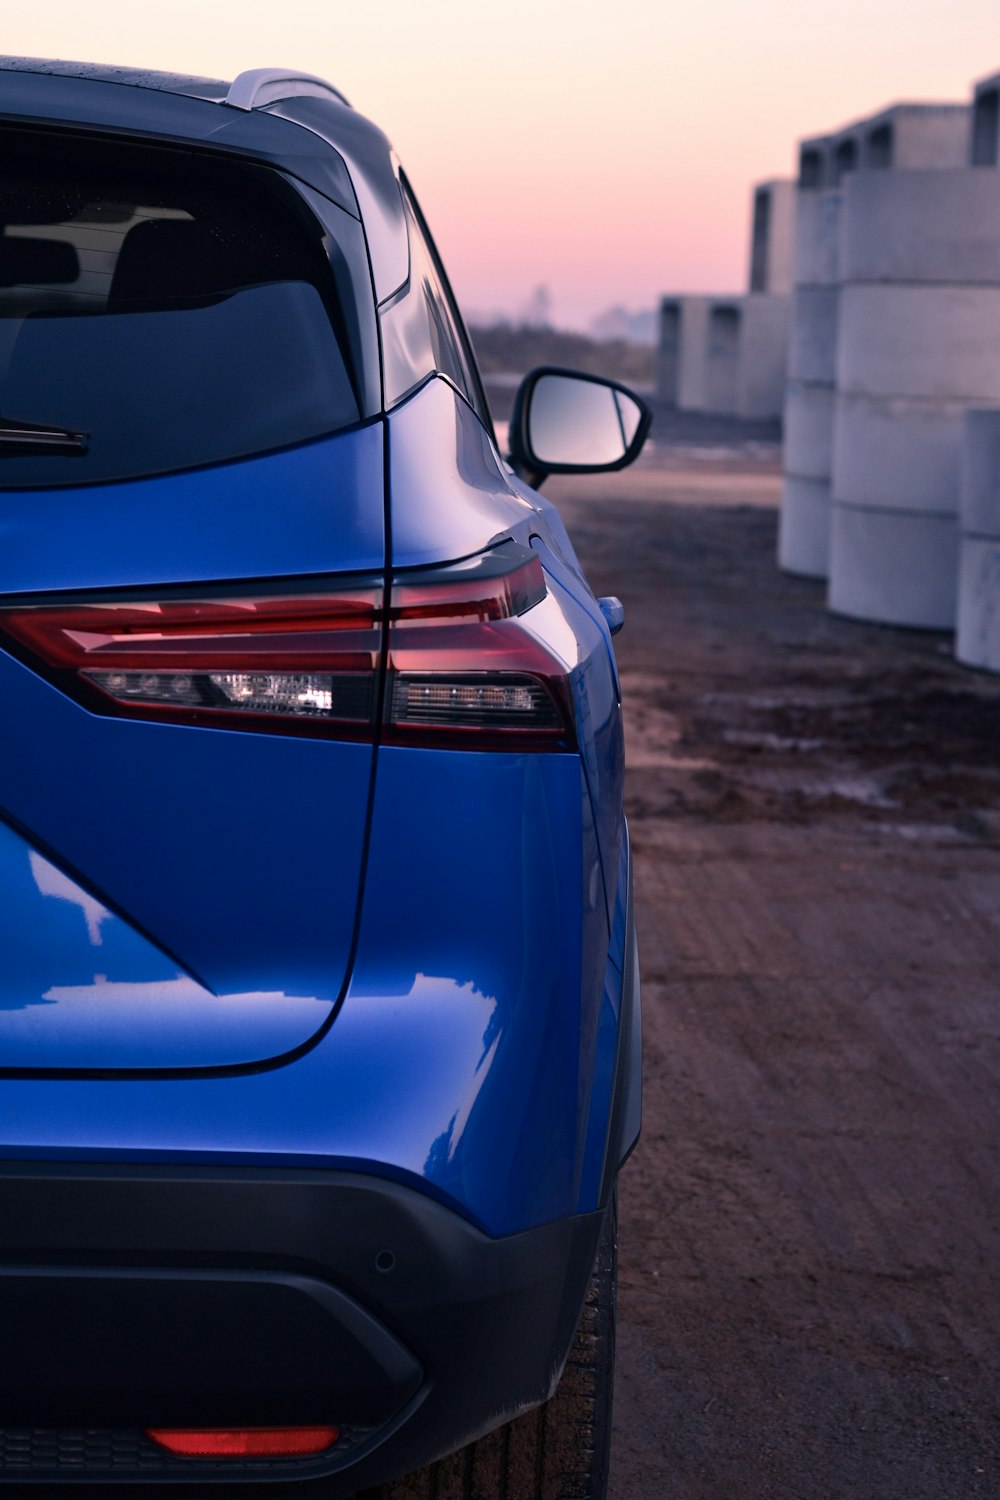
[[144, 1425, 339, 1458]]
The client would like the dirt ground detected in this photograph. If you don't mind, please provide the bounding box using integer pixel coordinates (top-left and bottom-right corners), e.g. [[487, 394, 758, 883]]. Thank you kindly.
[[547, 446, 1000, 1500]]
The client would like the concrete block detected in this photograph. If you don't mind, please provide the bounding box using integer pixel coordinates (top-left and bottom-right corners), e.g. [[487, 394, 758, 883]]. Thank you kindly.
[[842, 170, 1000, 284], [796, 103, 968, 187], [830, 129, 861, 185], [858, 103, 970, 172], [832, 394, 966, 511], [828, 503, 959, 628], [784, 382, 835, 478], [779, 475, 831, 578], [656, 297, 683, 405], [703, 301, 742, 414], [658, 291, 788, 419], [657, 296, 711, 407], [797, 134, 832, 189], [748, 180, 795, 294]]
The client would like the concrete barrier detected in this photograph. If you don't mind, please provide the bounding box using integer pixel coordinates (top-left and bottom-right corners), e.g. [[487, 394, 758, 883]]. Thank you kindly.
[[957, 407, 1000, 669], [829, 168, 1000, 629]]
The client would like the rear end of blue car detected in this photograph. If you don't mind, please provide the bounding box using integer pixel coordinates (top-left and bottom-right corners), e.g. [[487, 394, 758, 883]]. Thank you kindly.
[[0, 59, 641, 1499]]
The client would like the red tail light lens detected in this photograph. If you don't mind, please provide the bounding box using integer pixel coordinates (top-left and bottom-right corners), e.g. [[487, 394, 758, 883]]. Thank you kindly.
[[385, 548, 575, 748], [0, 545, 575, 748], [144, 1425, 339, 1458], [0, 588, 381, 738]]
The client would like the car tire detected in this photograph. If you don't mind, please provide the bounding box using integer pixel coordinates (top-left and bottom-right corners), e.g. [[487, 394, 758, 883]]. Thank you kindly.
[[361, 1194, 617, 1500]]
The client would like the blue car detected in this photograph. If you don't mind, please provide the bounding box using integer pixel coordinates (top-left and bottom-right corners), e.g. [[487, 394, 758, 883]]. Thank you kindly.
[[0, 58, 646, 1499]]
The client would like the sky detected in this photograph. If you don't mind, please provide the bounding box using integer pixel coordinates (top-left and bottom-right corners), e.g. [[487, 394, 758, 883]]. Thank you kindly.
[[2, 1, 999, 327]]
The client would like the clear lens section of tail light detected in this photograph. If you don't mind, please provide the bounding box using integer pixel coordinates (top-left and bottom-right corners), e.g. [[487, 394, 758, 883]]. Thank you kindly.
[[84, 668, 372, 721], [391, 674, 562, 730], [209, 672, 337, 714]]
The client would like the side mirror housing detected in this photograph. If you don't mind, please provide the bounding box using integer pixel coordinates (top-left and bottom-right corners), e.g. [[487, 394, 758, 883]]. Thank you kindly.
[[508, 366, 651, 489]]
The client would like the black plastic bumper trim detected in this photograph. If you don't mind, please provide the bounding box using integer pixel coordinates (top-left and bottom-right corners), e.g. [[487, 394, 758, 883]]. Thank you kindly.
[[0, 1165, 605, 1492]]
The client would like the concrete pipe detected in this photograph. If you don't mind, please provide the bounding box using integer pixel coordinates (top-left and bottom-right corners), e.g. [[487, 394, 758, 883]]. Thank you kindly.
[[779, 475, 832, 577], [788, 285, 840, 385], [779, 189, 842, 578], [838, 285, 1000, 401], [957, 407, 1000, 670], [829, 505, 959, 627], [841, 172, 1000, 286], [833, 395, 967, 509], [736, 294, 790, 420], [829, 171, 1000, 629], [784, 383, 835, 478]]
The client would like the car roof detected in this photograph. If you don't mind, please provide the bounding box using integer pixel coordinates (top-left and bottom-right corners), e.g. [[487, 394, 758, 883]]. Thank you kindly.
[[0, 56, 410, 301]]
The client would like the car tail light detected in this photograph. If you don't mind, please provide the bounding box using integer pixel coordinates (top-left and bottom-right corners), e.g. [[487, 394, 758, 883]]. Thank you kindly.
[[0, 588, 381, 739], [385, 546, 574, 749], [0, 545, 575, 748], [144, 1426, 338, 1458]]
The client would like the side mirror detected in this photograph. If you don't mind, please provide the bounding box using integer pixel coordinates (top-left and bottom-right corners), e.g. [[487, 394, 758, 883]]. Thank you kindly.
[[508, 366, 651, 489]]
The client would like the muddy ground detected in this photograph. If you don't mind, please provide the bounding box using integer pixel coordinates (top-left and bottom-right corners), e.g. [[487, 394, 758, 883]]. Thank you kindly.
[[546, 446, 1000, 1500]]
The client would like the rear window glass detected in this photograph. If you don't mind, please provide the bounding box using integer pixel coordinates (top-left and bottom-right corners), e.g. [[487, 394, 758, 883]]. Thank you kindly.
[[0, 131, 361, 488]]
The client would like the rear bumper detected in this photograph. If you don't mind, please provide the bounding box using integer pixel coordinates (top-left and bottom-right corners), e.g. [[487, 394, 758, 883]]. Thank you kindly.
[[0, 1164, 604, 1491]]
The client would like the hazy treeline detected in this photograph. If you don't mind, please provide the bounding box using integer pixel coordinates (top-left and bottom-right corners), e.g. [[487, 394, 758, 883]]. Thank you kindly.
[[468, 323, 654, 386]]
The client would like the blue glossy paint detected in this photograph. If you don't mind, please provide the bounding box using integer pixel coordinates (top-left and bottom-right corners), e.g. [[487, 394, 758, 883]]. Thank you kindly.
[[0, 649, 374, 1065], [0, 391, 632, 1237], [0, 421, 388, 1069], [530, 541, 625, 924], [388, 379, 539, 567], [0, 821, 328, 1069], [0, 382, 630, 1221], [0, 748, 622, 1237], [0, 424, 385, 593], [580, 824, 632, 1198], [0, 99, 638, 1255]]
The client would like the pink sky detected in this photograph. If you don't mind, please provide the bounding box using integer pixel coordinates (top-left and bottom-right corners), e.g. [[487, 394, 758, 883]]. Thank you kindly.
[[3, 1, 998, 327]]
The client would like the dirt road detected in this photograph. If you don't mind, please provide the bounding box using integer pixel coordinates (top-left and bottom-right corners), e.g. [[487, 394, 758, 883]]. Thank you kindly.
[[548, 449, 1000, 1500]]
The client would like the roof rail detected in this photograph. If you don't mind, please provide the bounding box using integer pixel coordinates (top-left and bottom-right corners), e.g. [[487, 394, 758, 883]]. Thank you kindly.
[[225, 68, 350, 112]]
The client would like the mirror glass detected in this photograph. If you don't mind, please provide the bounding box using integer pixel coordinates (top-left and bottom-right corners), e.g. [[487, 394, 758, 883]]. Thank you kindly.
[[528, 373, 642, 468]]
